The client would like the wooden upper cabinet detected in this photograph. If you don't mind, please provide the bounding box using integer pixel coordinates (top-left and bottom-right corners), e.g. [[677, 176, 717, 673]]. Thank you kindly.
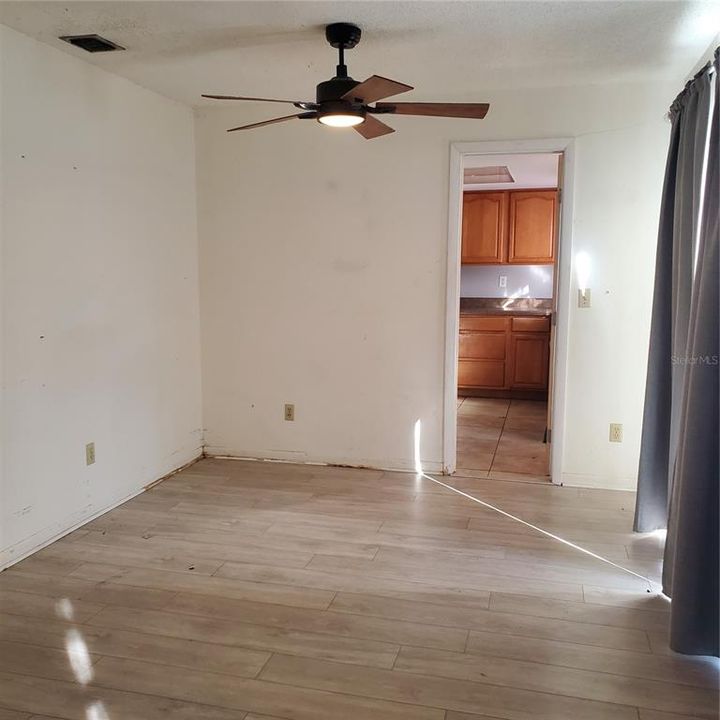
[[461, 192, 507, 264], [508, 190, 557, 264]]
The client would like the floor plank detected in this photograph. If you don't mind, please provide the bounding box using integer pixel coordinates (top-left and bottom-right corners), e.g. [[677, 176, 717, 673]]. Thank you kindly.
[[215, 561, 492, 610], [0, 709, 31, 720], [86, 605, 400, 669], [394, 645, 717, 716], [0, 620, 270, 678], [488, 591, 669, 632], [69, 564, 336, 610], [465, 629, 717, 689], [0, 569, 177, 611], [259, 653, 639, 720], [329, 591, 650, 652], [0, 670, 247, 720], [162, 592, 469, 651], [306, 553, 586, 601], [90, 656, 443, 720], [0, 590, 103, 624]]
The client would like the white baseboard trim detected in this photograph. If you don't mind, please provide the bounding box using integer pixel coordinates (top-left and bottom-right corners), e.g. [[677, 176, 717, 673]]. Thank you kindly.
[[203, 448, 444, 475], [560, 472, 637, 491], [0, 452, 203, 571]]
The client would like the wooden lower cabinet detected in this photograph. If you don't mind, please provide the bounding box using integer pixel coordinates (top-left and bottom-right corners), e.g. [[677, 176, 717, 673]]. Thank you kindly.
[[459, 313, 549, 393], [458, 316, 509, 390], [509, 334, 549, 389]]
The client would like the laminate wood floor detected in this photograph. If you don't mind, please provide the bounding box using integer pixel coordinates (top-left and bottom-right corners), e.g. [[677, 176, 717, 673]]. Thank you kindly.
[[1, 458, 718, 719]]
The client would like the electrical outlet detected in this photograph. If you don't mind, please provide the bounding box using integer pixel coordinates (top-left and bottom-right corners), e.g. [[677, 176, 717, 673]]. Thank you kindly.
[[284, 403, 295, 422], [498, 275, 508, 289], [578, 288, 592, 308], [85, 442, 96, 465], [609, 423, 623, 443]]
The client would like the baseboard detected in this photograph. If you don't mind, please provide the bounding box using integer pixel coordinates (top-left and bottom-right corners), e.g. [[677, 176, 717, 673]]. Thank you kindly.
[[459, 388, 548, 401], [204, 448, 443, 475], [0, 452, 203, 571], [560, 472, 637, 491]]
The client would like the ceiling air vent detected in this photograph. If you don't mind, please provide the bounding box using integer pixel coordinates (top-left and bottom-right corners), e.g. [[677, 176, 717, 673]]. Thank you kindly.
[[464, 166, 515, 184], [59, 34, 125, 53]]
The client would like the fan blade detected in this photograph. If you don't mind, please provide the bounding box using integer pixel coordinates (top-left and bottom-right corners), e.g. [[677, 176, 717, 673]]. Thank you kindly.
[[354, 114, 395, 140], [375, 102, 489, 119], [342, 75, 413, 104], [227, 113, 316, 132], [203, 94, 308, 105]]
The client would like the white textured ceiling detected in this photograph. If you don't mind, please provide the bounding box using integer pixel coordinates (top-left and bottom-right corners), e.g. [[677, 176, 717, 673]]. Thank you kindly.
[[1, 1, 718, 107]]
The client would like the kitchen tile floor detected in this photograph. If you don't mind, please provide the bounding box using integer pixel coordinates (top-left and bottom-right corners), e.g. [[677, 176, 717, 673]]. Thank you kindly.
[[456, 397, 549, 481]]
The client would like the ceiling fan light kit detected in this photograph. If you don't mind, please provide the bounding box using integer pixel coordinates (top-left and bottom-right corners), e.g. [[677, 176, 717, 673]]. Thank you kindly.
[[202, 22, 489, 139], [317, 109, 365, 127]]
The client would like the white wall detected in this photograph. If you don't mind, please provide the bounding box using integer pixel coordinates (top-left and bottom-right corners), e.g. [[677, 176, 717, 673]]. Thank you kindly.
[[460, 265, 554, 299], [195, 78, 675, 487], [559, 121, 671, 488], [0, 26, 202, 567], [688, 34, 719, 77]]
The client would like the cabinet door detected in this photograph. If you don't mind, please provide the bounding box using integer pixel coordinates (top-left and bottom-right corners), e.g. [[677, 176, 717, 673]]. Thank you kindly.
[[461, 192, 507, 264], [508, 190, 556, 264], [509, 333, 549, 389]]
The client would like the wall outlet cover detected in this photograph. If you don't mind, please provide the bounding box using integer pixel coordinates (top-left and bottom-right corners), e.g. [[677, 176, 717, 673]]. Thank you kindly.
[[609, 423, 623, 443], [284, 404, 295, 422], [85, 442, 96, 465]]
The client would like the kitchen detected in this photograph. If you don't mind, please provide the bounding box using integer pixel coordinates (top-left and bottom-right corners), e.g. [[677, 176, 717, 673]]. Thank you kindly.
[[456, 153, 559, 480]]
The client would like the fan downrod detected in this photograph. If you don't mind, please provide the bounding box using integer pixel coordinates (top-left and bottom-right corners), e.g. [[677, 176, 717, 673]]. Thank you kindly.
[[325, 23, 361, 49]]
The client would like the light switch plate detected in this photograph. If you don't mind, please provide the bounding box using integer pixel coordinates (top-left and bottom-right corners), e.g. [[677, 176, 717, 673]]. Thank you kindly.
[[578, 288, 592, 308], [85, 442, 96, 465]]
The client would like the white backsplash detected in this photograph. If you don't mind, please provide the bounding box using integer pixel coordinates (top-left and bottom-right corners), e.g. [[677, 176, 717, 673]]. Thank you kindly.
[[460, 264, 554, 299]]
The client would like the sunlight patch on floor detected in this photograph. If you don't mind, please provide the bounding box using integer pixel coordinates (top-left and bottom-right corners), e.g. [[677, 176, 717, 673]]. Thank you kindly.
[[66, 628, 93, 685], [55, 597, 74, 621], [86, 701, 110, 720], [415, 412, 658, 593], [419, 470, 658, 592]]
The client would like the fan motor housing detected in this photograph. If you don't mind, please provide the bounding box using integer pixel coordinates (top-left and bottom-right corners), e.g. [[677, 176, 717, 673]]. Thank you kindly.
[[315, 76, 360, 104]]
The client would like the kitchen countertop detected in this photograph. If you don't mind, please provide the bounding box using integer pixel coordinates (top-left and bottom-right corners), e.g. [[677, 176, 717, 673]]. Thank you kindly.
[[460, 298, 552, 316]]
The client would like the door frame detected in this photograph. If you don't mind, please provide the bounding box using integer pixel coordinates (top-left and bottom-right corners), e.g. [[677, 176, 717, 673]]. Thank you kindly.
[[443, 138, 575, 484]]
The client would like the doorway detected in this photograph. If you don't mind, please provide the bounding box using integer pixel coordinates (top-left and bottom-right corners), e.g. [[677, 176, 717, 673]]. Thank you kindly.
[[443, 139, 575, 484]]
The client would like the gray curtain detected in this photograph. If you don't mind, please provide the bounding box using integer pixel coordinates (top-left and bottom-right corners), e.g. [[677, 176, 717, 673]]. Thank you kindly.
[[635, 50, 719, 657]]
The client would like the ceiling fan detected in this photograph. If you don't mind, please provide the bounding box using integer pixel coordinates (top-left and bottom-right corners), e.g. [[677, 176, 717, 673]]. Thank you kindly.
[[202, 23, 490, 139]]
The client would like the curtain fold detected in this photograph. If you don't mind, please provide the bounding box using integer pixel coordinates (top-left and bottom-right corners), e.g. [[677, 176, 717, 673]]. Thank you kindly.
[[634, 108, 681, 532], [635, 50, 719, 657]]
